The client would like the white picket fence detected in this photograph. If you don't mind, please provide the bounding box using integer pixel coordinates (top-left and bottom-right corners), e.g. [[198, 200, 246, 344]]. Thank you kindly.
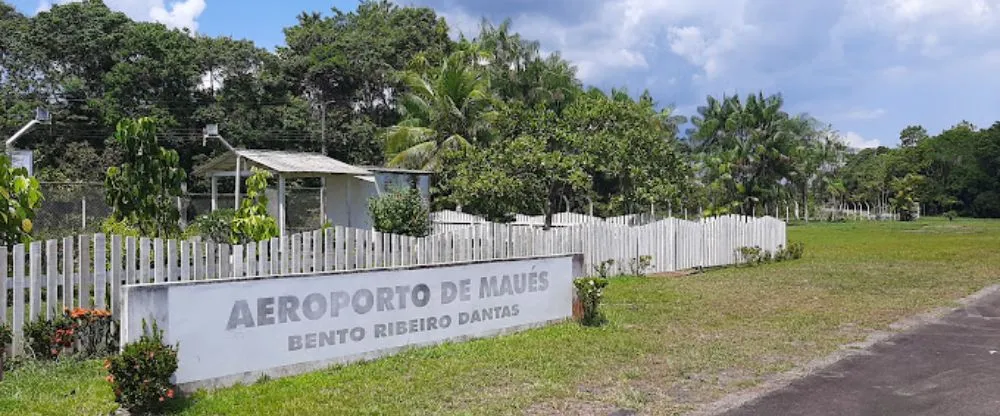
[[430, 210, 659, 234], [1, 214, 785, 356]]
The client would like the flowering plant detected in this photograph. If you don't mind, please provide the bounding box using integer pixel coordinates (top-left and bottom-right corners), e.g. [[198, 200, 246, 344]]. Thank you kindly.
[[573, 277, 609, 326]]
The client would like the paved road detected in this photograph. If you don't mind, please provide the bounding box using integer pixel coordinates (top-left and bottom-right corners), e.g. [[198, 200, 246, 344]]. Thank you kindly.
[[722, 291, 1000, 416]]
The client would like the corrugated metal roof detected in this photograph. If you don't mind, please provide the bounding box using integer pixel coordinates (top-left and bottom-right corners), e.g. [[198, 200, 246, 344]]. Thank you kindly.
[[194, 149, 373, 176]]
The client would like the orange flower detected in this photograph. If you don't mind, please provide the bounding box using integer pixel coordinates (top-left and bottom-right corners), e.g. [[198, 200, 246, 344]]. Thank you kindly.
[[105, 375, 114, 383], [166, 389, 175, 398], [148, 351, 155, 359], [104, 359, 112, 370]]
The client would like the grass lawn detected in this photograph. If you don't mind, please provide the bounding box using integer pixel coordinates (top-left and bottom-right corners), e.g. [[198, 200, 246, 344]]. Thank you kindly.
[[2, 218, 999, 415]]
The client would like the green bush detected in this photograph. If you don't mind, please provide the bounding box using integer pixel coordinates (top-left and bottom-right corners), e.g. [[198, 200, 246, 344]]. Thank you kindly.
[[100, 217, 142, 237], [627, 255, 653, 276], [231, 168, 279, 244], [593, 259, 616, 278], [738, 246, 765, 265], [574, 277, 609, 326], [189, 209, 236, 243], [23, 312, 75, 360], [107, 320, 179, 412], [369, 185, 431, 237], [68, 308, 118, 358], [971, 191, 1000, 218], [0, 153, 43, 246]]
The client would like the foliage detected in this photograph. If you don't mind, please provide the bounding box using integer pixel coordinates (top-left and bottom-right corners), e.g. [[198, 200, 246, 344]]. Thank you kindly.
[[68, 308, 117, 358], [385, 47, 498, 170], [23, 313, 75, 360], [99, 217, 141, 238], [231, 168, 279, 244], [0, 154, 43, 246], [188, 209, 236, 243], [890, 173, 925, 221], [0, 322, 10, 347], [739, 241, 805, 265], [971, 191, 1000, 218], [440, 107, 591, 226], [104, 117, 186, 238], [106, 320, 179, 413], [592, 259, 616, 279], [627, 255, 653, 277], [573, 277, 609, 327], [368, 185, 431, 237]]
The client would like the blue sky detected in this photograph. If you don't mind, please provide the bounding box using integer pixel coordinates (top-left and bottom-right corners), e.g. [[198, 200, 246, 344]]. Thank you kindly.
[[10, 0, 1000, 148]]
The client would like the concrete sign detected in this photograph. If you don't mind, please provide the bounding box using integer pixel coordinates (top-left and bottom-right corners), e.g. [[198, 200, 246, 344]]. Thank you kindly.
[[122, 254, 581, 390]]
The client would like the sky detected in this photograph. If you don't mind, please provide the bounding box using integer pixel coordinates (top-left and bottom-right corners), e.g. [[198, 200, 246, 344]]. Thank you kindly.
[[9, 0, 1000, 148]]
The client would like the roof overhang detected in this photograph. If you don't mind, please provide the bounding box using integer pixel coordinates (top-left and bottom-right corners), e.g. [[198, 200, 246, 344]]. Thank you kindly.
[[194, 149, 374, 178]]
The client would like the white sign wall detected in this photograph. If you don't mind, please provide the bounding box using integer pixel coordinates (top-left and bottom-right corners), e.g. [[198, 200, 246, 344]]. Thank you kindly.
[[122, 254, 579, 390]]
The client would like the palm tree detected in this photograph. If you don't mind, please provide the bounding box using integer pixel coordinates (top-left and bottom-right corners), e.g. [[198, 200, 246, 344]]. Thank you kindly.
[[385, 48, 497, 170]]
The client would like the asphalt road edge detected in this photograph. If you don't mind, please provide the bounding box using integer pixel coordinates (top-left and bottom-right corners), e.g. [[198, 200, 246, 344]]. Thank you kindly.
[[689, 284, 1000, 416]]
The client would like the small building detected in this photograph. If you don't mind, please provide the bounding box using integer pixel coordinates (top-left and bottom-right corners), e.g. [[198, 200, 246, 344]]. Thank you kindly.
[[194, 149, 432, 236]]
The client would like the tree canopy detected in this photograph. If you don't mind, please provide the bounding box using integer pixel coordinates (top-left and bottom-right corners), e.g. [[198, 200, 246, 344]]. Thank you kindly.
[[2, 0, 998, 227]]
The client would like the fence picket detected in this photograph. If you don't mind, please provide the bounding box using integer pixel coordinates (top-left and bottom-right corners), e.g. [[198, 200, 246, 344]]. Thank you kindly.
[[334, 227, 345, 270], [313, 230, 323, 272], [246, 242, 256, 277], [152, 238, 164, 284], [166, 239, 177, 283], [219, 244, 231, 279], [301, 232, 312, 273], [63, 237, 74, 308], [180, 240, 190, 281], [125, 237, 136, 285], [258, 240, 268, 277], [12, 244, 25, 354], [291, 234, 301, 274], [94, 234, 107, 309], [79, 236, 92, 308], [111, 235, 122, 317], [324, 228, 334, 271], [270, 237, 280, 276], [29, 242, 41, 321], [233, 245, 245, 278], [45, 240, 58, 319]]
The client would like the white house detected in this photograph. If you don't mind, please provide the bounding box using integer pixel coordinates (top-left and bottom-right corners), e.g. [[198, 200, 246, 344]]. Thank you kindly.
[[194, 149, 432, 236]]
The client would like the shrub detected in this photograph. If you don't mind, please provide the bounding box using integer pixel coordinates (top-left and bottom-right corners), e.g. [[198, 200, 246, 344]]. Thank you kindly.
[[0, 153, 43, 246], [107, 320, 179, 413], [0, 322, 10, 380], [574, 277, 609, 326], [100, 217, 142, 238], [68, 308, 117, 358], [369, 185, 431, 237], [627, 255, 653, 276], [783, 241, 805, 260], [189, 208, 236, 243], [231, 168, 279, 244], [593, 259, 615, 278], [23, 313, 75, 360], [738, 246, 764, 265], [971, 191, 1000, 218]]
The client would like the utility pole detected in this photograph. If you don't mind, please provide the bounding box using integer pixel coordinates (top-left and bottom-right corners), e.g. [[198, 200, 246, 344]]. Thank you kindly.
[[202, 124, 239, 209]]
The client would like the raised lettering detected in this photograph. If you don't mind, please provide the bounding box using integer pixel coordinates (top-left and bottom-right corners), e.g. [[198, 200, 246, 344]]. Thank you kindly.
[[459, 279, 471, 301], [374, 323, 387, 338], [330, 291, 351, 317], [395, 285, 410, 309], [304, 333, 317, 349], [376, 287, 395, 311], [227, 300, 255, 330], [288, 335, 302, 351], [352, 289, 374, 314], [412, 284, 431, 307], [441, 281, 458, 304], [350, 327, 365, 341], [302, 293, 327, 320], [319, 330, 336, 346], [278, 296, 301, 323], [538, 271, 549, 291]]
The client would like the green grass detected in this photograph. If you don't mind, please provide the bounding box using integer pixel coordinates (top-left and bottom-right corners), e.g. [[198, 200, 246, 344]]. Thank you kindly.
[[2, 218, 999, 415]]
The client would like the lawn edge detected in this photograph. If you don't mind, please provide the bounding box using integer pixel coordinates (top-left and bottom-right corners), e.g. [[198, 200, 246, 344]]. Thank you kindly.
[[689, 283, 1000, 416]]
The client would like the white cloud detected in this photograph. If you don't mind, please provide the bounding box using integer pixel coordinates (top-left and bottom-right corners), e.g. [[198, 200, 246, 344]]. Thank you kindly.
[[840, 131, 882, 149], [36, 0, 206, 31]]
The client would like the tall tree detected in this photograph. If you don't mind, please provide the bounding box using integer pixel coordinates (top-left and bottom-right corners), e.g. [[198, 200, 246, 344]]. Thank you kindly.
[[384, 48, 497, 169]]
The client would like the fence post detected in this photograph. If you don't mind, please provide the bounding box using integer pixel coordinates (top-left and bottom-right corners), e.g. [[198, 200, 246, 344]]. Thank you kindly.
[[111, 235, 122, 318]]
